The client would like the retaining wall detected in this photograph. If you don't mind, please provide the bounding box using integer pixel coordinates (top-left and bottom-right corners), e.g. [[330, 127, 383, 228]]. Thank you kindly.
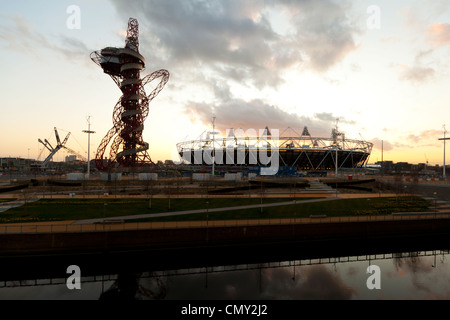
[[1, 218, 449, 256]]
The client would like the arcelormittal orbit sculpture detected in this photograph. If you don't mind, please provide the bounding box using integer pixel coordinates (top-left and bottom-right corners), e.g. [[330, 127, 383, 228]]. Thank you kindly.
[[90, 18, 169, 171]]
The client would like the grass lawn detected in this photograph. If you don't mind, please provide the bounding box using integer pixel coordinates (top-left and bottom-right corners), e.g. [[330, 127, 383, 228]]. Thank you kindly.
[[0, 196, 431, 224], [0, 197, 312, 223], [143, 196, 432, 222]]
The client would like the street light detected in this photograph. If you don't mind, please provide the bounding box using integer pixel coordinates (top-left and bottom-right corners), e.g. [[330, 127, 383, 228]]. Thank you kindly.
[[210, 116, 218, 179], [82, 116, 96, 181], [206, 200, 209, 243], [438, 125, 449, 180], [334, 118, 341, 178], [333, 119, 341, 198], [27, 148, 30, 175]]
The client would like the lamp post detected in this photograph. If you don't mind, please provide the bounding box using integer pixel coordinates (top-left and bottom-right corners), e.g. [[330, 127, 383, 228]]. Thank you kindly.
[[335, 144, 338, 178], [82, 116, 95, 181], [334, 118, 340, 178], [210, 116, 217, 180], [381, 140, 384, 176], [335, 139, 339, 198], [206, 200, 209, 243], [438, 125, 449, 180]]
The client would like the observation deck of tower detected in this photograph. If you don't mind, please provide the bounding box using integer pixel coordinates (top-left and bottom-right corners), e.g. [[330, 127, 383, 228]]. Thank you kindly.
[[90, 18, 169, 172]]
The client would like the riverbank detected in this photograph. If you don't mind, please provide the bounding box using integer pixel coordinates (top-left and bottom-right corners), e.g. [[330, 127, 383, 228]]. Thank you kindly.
[[0, 177, 448, 282], [1, 215, 450, 282], [1, 213, 449, 256]]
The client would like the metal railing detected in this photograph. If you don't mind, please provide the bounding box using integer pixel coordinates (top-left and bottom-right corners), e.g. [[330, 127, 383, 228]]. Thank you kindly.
[[0, 212, 449, 234]]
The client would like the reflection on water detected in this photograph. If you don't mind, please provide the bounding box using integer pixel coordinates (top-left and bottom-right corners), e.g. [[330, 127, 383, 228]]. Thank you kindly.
[[99, 273, 167, 300], [1, 250, 449, 300]]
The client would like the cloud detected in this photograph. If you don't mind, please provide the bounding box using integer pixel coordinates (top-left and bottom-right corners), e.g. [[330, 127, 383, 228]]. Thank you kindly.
[[185, 98, 354, 139], [107, 0, 361, 137], [186, 98, 309, 132], [147, 264, 356, 300], [110, 0, 286, 89], [393, 256, 434, 294], [183, 80, 354, 137], [279, 0, 358, 72], [57, 35, 91, 59], [405, 129, 442, 148], [0, 14, 49, 55], [314, 112, 355, 125], [0, 14, 91, 62], [371, 129, 442, 152], [402, 2, 450, 33], [397, 51, 436, 84], [399, 65, 435, 83], [371, 138, 395, 152], [406, 130, 439, 143], [109, 0, 359, 89], [264, 265, 356, 299], [397, 3, 450, 83], [428, 23, 450, 46]]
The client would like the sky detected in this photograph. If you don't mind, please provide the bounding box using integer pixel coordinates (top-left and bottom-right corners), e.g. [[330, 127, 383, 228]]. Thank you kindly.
[[1, 0, 450, 165]]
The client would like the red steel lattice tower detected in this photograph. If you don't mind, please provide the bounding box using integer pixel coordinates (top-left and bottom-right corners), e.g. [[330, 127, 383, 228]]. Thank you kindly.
[[91, 18, 169, 171]]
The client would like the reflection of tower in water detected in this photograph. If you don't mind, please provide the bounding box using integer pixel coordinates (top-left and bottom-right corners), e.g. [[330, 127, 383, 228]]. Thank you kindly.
[[99, 272, 167, 300]]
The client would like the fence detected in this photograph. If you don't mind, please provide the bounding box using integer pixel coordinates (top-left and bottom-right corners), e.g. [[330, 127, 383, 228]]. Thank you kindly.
[[0, 212, 449, 234]]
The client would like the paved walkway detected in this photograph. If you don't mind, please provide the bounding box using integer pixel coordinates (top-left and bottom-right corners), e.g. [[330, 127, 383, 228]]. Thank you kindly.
[[0, 198, 39, 213]]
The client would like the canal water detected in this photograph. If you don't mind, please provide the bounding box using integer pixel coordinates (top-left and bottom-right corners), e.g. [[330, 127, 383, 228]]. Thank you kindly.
[[0, 248, 449, 300]]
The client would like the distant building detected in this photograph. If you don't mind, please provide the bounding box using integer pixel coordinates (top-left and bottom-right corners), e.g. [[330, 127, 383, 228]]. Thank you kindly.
[[65, 155, 77, 163], [376, 161, 393, 174], [0, 157, 27, 170], [375, 160, 441, 177], [395, 162, 412, 173]]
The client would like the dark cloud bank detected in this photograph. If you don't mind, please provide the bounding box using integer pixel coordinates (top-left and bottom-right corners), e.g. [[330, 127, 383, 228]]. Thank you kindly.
[[110, 0, 360, 134]]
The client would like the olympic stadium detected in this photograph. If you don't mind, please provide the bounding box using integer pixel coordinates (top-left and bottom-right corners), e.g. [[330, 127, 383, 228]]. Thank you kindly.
[[176, 126, 373, 173]]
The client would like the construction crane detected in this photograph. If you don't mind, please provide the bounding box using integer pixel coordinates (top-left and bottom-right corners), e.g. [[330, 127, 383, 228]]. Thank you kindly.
[[38, 127, 86, 167]]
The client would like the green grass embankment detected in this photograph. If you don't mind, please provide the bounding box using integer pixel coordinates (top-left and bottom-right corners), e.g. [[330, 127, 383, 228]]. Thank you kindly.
[[142, 196, 431, 222], [0, 196, 431, 224]]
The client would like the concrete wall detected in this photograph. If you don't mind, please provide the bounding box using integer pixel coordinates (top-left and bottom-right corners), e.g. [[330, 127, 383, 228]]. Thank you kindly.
[[224, 173, 242, 181], [67, 173, 85, 180], [138, 173, 158, 181], [100, 173, 122, 181], [1, 218, 449, 257], [192, 173, 211, 181]]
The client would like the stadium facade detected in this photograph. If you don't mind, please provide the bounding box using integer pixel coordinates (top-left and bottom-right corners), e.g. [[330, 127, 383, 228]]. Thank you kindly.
[[176, 126, 373, 173]]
